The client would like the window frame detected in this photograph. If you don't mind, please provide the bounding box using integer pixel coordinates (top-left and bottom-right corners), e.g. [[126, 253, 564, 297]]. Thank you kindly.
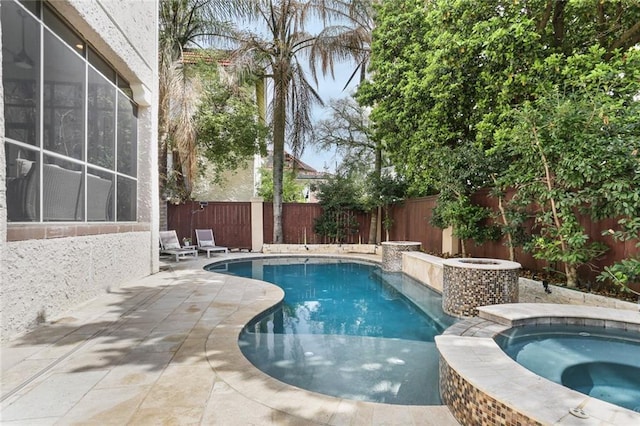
[[4, 0, 139, 229]]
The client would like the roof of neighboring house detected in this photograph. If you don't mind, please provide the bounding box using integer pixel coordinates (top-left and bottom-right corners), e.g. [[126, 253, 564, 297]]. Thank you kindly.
[[284, 152, 317, 173], [264, 150, 330, 179]]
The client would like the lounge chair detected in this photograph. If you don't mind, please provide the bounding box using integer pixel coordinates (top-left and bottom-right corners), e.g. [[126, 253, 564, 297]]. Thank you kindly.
[[195, 229, 228, 258], [159, 230, 198, 261]]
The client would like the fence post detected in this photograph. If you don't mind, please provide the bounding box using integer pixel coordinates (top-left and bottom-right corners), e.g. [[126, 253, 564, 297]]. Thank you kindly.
[[442, 226, 460, 256], [251, 197, 264, 252], [377, 206, 382, 244]]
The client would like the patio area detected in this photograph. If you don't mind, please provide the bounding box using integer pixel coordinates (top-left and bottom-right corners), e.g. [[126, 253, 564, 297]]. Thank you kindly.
[[0, 253, 458, 425]]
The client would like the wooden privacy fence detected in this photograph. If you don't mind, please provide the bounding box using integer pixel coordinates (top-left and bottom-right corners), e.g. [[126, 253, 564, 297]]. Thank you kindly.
[[167, 201, 372, 248], [388, 196, 441, 253], [466, 189, 639, 285], [166, 196, 637, 284], [263, 202, 322, 244], [167, 201, 252, 249], [262, 202, 372, 244]]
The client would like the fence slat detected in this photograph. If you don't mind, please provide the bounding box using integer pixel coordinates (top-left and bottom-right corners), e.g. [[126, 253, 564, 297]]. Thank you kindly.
[[167, 201, 251, 249], [262, 203, 370, 244], [389, 196, 441, 253]]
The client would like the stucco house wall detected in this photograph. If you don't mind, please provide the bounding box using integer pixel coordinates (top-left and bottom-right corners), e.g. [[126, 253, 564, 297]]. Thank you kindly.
[[191, 156, 260, 202], [0, 0, 159, 341]]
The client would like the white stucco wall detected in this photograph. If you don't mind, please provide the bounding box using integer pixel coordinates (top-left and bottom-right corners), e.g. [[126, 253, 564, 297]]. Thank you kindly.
[[0, 2, 7, 341], [50, 0, 156, 86], [192, 158, 256, 201], [0, 0, 159, 341], [3, 232, 152, 337]]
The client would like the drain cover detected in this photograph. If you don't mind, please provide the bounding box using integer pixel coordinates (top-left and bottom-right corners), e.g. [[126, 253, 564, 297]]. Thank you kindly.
[[569, 407, 589, 419]]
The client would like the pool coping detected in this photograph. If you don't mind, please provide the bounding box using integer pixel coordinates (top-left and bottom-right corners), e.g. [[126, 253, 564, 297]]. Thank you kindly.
[[436, 303, 640, 425]]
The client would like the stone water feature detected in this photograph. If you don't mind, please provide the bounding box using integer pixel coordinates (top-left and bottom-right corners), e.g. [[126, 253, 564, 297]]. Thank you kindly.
[[442, 258, 521, 317], [381, 241, 422, 272]]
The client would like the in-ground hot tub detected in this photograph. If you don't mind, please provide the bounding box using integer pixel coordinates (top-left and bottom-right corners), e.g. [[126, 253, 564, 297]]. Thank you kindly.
[[436, 304, 640, 425], [496, 323, 640, 412]]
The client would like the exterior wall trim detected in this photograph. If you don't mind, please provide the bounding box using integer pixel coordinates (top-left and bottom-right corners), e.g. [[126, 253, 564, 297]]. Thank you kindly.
[[7, 223, 151, 241]]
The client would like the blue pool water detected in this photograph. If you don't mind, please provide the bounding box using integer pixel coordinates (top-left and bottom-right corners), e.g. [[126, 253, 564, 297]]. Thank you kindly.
[[207, 258, 455, 404], [496, 324, 640, 412]]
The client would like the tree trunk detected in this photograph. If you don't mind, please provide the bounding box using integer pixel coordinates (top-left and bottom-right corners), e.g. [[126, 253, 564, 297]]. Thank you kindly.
[[565, 264, 578, 288], [552, 1, 567, 49], [272, 70, 288, 244], [368, 208, 378, 244], [532, 125, 575, 286], [495, 189, 516, 262], [158, 62, 170, 196], [368, 147, 383, 244]]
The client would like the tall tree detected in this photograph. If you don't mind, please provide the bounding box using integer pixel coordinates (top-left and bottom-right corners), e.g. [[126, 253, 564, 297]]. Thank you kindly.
[[312, 0, 375, 89], [360, 0, 640, 190], [216, 0, 372, 243], [495, 49, 640, 286], [256, 169, 305, 203], [315, 97, 383, 243], [359, 0, 640, 283], [193, 58, 269, 186]]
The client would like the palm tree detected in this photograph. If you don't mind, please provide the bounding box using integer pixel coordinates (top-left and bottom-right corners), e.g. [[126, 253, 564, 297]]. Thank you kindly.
[[220, 0, 373, 243], [309, 0, 376, 240]]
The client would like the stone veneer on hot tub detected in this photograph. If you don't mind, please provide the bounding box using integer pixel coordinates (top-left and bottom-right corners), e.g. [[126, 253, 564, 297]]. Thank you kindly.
[[442, 258, 521, 317], [436, 303, 640, 426]]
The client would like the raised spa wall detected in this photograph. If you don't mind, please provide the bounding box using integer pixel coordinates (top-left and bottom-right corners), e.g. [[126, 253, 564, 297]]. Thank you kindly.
[[441, 258, 521, 317], [401, 251, 638, 311], [400, 252, 639, 426], [381, 241, 421, 271]]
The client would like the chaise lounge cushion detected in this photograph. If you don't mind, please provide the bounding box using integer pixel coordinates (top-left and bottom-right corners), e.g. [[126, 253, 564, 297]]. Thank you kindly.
[[159, 230, 197, 262]]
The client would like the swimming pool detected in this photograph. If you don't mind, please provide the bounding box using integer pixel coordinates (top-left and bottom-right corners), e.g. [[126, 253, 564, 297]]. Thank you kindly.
[[495, 324, 640, 412], [207, 257, 456, 405]]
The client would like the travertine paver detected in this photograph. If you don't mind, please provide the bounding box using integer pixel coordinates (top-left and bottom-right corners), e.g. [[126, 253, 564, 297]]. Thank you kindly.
[[2, 370, 109, 420], [57, 385, 150, 425], [1, 253, 460, 425]]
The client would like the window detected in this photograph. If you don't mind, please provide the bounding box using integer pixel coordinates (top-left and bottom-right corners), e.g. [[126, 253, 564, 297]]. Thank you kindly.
[[3, 0, 138, 223]]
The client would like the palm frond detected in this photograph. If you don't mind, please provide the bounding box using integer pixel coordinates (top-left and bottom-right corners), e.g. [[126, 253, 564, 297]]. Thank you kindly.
[[287, 61, 324, 156]]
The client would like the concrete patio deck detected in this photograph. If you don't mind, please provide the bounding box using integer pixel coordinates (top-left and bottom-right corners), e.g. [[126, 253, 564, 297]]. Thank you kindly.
[[1, 253, 459, 425]]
